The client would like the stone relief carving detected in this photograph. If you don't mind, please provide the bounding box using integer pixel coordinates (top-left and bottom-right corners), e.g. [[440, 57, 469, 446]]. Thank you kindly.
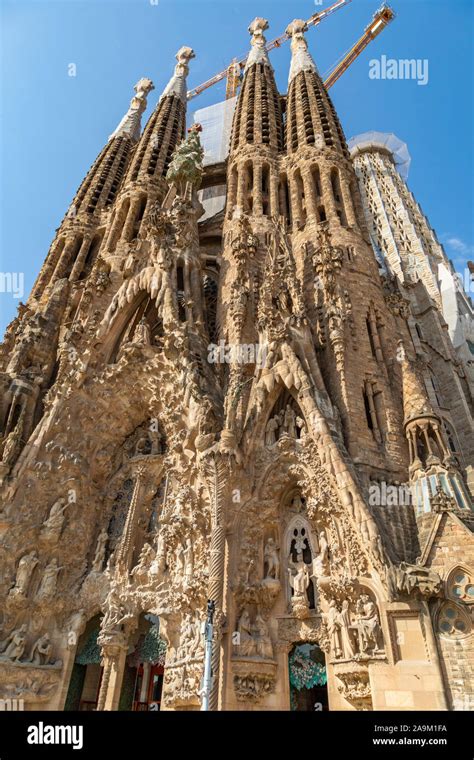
[[9, 552, 38, 598]]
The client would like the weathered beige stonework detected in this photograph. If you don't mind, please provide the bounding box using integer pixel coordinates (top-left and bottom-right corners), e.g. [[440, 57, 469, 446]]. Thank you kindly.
[[0, 19, 473, 712]]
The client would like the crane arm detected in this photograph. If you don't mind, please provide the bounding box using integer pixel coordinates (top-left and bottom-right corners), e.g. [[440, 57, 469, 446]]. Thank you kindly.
[[324, 4, 395, 90]]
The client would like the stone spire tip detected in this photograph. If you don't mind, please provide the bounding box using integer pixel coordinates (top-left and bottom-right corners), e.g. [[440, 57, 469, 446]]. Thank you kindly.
[[286, 17, 318, 84], [160, 46, 195, 104], [245, 17, 271, 72], [108, 78, 155, 143]]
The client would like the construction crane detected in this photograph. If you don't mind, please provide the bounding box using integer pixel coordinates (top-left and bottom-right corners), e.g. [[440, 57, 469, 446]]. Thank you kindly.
[[187, 0, 353, 101], [324, 4, 395, 89]]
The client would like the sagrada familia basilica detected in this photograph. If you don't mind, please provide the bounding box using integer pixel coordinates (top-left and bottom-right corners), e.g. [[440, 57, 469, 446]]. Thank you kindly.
[[0, 17, 473, 712]]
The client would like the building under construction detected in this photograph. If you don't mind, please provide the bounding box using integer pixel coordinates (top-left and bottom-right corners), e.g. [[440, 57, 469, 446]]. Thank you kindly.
[[0, 2, 473, 712]]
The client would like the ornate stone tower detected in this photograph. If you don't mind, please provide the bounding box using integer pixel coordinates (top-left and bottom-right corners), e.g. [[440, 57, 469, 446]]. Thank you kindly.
[[1, 19, 473, 713], [350, 133, 474, 477]]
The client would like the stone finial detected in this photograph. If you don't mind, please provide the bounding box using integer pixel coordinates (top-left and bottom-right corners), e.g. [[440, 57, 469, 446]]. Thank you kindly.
[[175, 46, 196, 73], [245, 18, 271, 71], [134, 78, 155, 97], [285, 18, 307, 37], [109, 77, 155, 143], [248, 17, 269, 41], [161, 46, 195, 103], [286, 17, 318, 83]]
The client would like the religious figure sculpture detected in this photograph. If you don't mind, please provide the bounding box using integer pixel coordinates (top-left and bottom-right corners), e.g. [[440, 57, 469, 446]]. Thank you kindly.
[[132, 316, 151, 346], [236, 609, 257, 657], [354, 593, 383, 654], [91, 528, 108, 573], [288, 560, 311, 618], [9, 551, 38, 597], [326, 599, 342, 659], [338, 599, 356, 659], [312, 530, 329, 577], [36, 558, 62, 600], [41, 497, 68, 540], [254, 614, 273, 660], [283, 405, 297, 438], [29, 632, 53, 666], [263, 537, 280, 580], [0, 624, 28, 662], [183, 537, 194, 581], [1, 415, 24, 467], [264, 416, 278, 446], [296, 416, 306, 439]]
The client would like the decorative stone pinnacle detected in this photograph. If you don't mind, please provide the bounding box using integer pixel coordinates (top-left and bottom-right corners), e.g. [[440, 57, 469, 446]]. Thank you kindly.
[[175, 46, 196, 75], [109, 77, 155, 143], [245, 18, 271, 72], [286, 18, 308, 37], [286, 17, 318, 83], [160, 46, 195, 103], [248, 17, 269, 43]]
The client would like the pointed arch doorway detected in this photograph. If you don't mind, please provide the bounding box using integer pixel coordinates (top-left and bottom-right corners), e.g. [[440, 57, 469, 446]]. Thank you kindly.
[[288, 642, 329, 711]]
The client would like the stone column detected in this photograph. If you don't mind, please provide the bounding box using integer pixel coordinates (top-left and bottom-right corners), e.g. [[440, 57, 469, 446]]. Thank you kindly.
[[202, 452, 227, 711], [253, 164, 263, 217], [52, 237, 79, 281], [96, 639, 129, 711], [340, 175, 357, 227], [69, 236, 92, 281], [121, 197, 142, 242]]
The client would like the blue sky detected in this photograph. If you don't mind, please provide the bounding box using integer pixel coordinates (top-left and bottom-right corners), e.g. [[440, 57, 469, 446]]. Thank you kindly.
[[1, 0, 473, 334]]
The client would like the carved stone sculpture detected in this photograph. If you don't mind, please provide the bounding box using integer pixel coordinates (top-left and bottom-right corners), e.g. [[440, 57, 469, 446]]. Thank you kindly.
[[29, 633, 54, 666], [0, 624, 28, 662], [36, 558, 61, 600], [41, 498, 68, 540], [91, 528, 108, 573], [263, 537, 280, 580], [9, 552, 38, 597]]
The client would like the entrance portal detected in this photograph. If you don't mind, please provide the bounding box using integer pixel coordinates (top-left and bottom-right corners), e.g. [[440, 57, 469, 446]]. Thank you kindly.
[[289, 642, 328, 711]]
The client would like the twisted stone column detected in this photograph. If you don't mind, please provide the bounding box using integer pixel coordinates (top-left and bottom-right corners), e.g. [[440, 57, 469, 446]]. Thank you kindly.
[[203, 452, 227, 711]]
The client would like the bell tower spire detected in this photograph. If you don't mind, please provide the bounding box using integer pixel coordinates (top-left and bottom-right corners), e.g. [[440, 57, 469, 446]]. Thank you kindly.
[[104, 47, 195, 254], [30, 78, 155, 300]]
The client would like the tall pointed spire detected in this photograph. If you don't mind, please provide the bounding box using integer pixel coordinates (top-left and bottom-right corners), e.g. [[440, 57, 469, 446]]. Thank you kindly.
[[285, 20, 348, 158], [30, 78, 155, 299], [104, 46, 195, 254], [70, 78, 155, 216], [123, 46, 195, 185], [230, 18, 283, 153]]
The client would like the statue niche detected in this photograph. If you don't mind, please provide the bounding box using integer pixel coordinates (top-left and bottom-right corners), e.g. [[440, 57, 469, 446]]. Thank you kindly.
[[265, 391, 306, 447], [109, 292, 164, 364], [286, 518, 318, 614]]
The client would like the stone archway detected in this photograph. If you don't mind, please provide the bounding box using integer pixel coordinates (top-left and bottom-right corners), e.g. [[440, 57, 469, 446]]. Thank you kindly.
[[64, 614, 103, 711]]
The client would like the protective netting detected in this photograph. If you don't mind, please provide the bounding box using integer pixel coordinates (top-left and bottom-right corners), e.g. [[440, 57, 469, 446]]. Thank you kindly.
[[348, 131, 411, 179], [192, 97, 237, 166], [198, 184, 227, 222]]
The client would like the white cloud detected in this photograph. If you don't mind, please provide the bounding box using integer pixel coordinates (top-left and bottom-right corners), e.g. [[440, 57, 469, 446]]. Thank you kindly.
[[445, 237, 474, 255]]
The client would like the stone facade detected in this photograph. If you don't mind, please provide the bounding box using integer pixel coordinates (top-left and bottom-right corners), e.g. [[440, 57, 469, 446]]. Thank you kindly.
[[0, 19, 473, 712]]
